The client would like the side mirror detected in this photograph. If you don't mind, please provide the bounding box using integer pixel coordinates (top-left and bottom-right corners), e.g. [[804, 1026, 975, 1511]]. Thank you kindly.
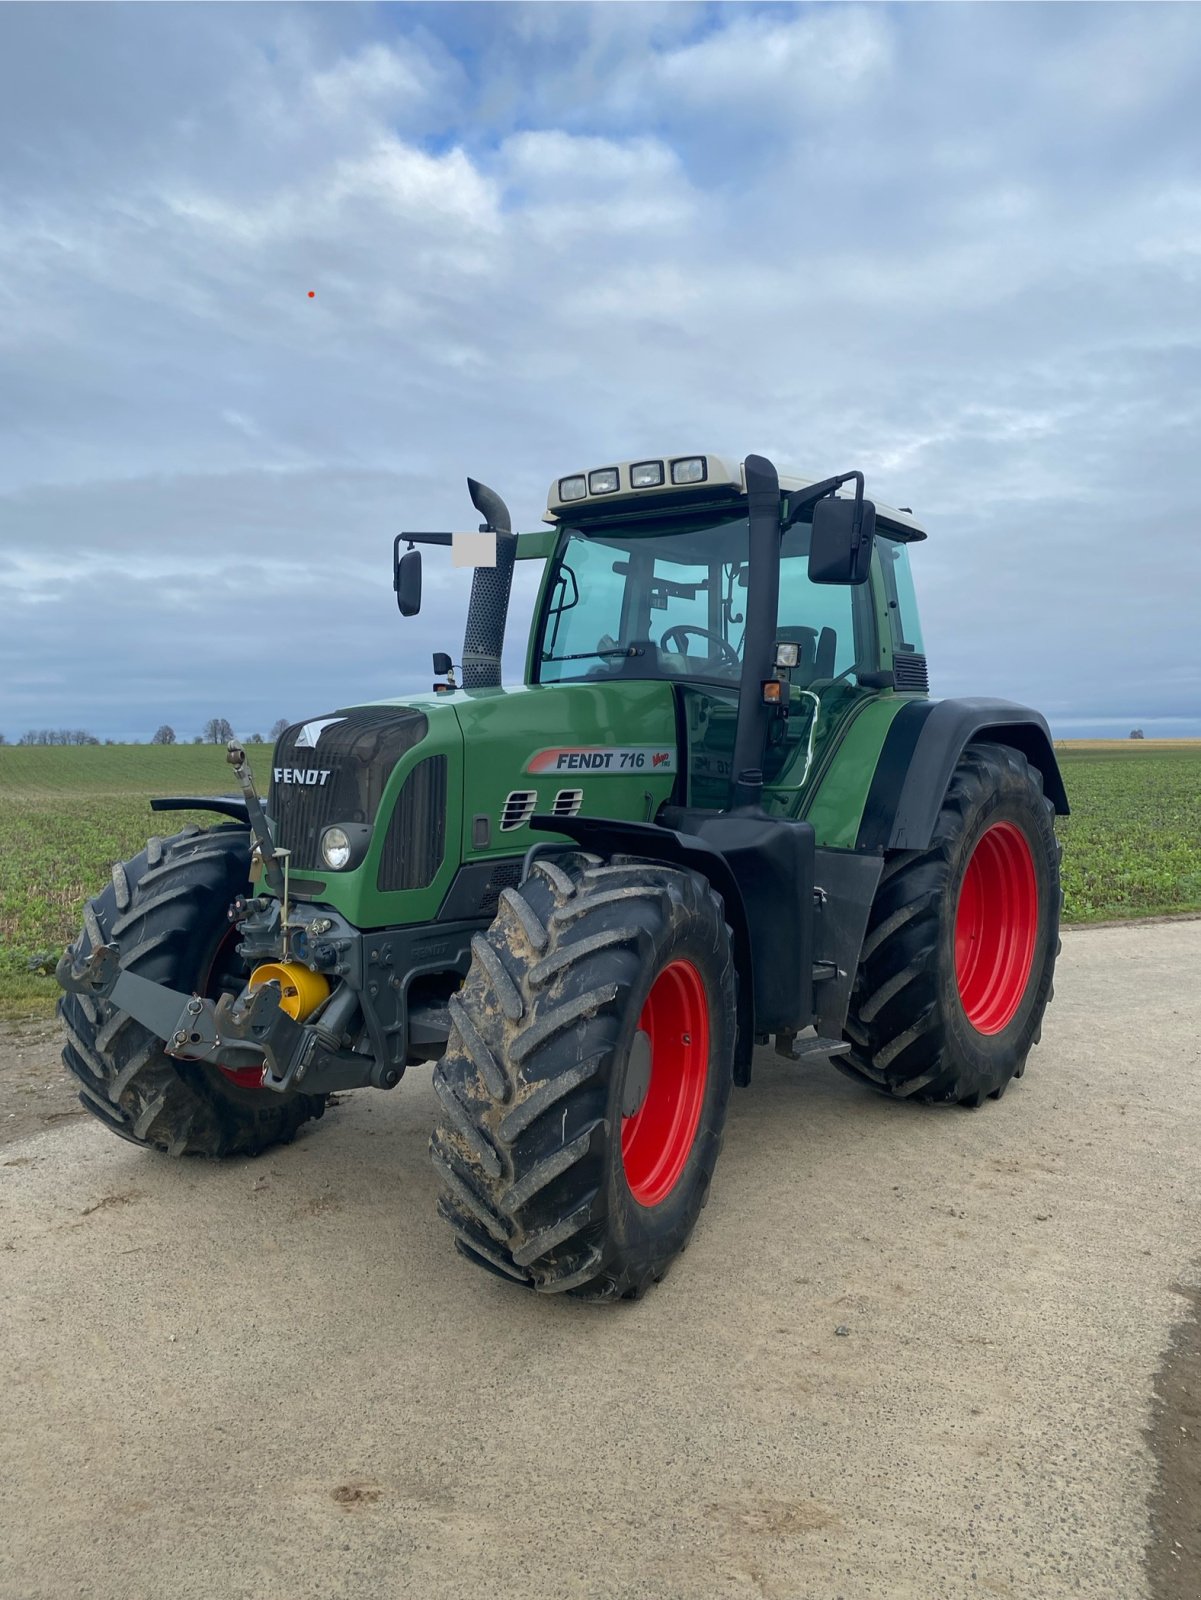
[[808, 495, 876, 585], [432, 651, 453, 676], [395, 548, 422, 616]]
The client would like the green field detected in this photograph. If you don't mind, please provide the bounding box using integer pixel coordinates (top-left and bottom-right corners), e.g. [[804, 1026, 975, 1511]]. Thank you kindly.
[[1055, 744, 1201, 923], [0, 745, 234, 1017], [2, 741, 1199, 1017]]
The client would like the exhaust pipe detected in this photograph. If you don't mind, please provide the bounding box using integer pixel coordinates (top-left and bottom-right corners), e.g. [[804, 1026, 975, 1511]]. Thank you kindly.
[[461, 477, 516, 689]]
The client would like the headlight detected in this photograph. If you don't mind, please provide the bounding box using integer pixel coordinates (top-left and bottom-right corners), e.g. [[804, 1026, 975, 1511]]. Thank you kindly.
[[321, 826, 352, 870], [558, 475, 587, 501], [670, 456, 707, 484], [588, 467, 619, 495], [630, 460, 664, 488]]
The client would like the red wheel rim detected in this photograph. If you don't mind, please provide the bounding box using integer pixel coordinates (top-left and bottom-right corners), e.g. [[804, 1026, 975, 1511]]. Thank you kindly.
[[954, 821, 1039, 1035], [621, 959, 709, 1207]]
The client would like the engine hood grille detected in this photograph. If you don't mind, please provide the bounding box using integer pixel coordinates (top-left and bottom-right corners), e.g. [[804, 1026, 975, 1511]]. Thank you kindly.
[[268, 707, 428, 871]]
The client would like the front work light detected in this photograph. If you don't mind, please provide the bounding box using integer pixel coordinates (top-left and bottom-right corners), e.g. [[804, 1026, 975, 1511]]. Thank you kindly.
[[321, 826, 352, 870], [631, 460, 664, 488], [775, 642, 800, 669], [559, 475, 587, 502], [588, 468, 619, 495], [670, 456, 707, 485]]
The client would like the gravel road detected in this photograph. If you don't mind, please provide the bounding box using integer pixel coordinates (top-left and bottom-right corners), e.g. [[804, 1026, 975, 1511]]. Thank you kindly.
[[3, 921, 1199, 1600]]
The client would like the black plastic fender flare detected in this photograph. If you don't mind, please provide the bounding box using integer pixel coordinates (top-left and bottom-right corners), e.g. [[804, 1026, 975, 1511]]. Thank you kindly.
[[150, 795, 250, 822], [856, 697, 1069, 853]]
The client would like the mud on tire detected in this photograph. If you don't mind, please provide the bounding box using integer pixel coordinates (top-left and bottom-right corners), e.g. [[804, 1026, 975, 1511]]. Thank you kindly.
[[841, 742, 1061, 1106], [59, 824, 326, 1157], [429, 853, 737, 1300]]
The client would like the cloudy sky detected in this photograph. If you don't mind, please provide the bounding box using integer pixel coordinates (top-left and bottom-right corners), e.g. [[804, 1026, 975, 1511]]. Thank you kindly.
[[1, 1, 1199, 742]]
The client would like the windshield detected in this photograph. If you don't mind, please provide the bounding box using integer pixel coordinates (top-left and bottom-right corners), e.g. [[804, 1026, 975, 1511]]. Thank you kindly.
[[535, 514, 875, 688]]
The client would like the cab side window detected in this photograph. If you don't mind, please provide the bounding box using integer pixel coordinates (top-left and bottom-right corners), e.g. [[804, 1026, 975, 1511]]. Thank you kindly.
[[878, 539, 925, 656], [776, 524, 875, 682]]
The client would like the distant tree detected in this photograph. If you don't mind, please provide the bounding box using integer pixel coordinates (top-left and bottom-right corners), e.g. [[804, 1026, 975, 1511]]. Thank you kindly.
[[249, 732, 264, 744], [151, 725, 177, 746], [17, 727, 98, 745], [192, 735, 203, 744], [1129, 728, 1146, 740], [0, 732, 7, 745], [203, 716, 236, 745], [269, 717, 290, 740]]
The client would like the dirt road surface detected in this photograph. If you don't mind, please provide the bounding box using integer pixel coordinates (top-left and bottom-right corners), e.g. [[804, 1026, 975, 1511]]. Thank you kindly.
[[3, 921, 1199, 1600]]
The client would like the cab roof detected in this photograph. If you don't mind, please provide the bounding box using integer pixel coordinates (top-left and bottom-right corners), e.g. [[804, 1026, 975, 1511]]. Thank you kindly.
[[544, 452, 927, 541]]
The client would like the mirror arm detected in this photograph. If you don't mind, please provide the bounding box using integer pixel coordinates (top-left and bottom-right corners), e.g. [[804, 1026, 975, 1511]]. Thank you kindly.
[[782, 470, 864, 531], [394, 531, 454, 550], [845, 472, 866, 561]]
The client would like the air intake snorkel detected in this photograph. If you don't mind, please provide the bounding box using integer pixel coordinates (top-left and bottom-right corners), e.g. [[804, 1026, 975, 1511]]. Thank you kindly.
[[461, 477, 516, 689]]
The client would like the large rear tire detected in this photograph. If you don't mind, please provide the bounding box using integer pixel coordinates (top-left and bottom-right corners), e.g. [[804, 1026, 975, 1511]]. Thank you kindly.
[[59, 824, 326, 1156], [429, 854, 737, 1299], [841, 742, 1060, 1105]]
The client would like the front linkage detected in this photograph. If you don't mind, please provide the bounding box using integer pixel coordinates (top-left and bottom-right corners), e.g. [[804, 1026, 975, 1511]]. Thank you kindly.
[[56, 922, 378, 1096], [57, 740, 452, 1099]]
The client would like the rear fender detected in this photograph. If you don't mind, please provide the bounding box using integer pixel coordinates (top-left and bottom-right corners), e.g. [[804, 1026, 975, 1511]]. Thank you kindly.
[[856, 698, 1069, 853]]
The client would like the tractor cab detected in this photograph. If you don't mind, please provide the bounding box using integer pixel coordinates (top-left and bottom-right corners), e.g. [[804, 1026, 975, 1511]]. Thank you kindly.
[[397, 452, 929, 817], [530, 455, 928, 810]]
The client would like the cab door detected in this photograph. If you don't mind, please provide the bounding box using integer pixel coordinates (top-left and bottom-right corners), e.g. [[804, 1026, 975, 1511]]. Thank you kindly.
[[682, 526, 882, 814]]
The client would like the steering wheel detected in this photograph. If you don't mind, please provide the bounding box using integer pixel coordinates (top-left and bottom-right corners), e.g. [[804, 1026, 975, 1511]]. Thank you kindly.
[[660, 624, 741, 671]]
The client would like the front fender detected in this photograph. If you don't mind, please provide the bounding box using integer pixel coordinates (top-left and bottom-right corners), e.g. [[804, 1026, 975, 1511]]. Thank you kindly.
[[150, 795, 249, 822], [529, 814, 765, 1084]]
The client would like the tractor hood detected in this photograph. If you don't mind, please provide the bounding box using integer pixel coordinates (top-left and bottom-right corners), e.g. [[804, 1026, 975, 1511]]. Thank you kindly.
[[266, 680, 680, 931]]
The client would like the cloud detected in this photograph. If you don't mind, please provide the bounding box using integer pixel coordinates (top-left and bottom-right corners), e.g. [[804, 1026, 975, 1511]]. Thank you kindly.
[[0, 2, 1199, 741], [651, 5, 891, 109]]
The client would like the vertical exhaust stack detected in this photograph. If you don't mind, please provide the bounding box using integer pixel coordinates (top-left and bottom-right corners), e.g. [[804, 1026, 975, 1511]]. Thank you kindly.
[[461, 477, 516, 689]]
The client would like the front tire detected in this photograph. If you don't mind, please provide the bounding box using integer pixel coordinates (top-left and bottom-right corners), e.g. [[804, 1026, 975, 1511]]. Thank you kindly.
[[59, 824, 326, 1156], [429, 854, 737, 1299], [841, 742, 1060, 1105]]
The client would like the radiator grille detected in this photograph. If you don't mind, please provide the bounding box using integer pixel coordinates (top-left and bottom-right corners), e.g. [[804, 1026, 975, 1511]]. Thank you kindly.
[[892, 652, 930, 693], [377, 756, 448, 892], [268, 708, 427, 871]]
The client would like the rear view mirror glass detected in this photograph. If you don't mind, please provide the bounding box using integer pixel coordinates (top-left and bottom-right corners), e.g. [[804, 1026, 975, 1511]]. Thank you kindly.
[[395, 548, 423, 615], [808, 496, 876, 585]]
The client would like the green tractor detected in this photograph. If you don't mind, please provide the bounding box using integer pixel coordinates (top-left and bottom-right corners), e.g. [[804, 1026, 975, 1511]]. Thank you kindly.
[[57, 453, 1066, 1300]]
